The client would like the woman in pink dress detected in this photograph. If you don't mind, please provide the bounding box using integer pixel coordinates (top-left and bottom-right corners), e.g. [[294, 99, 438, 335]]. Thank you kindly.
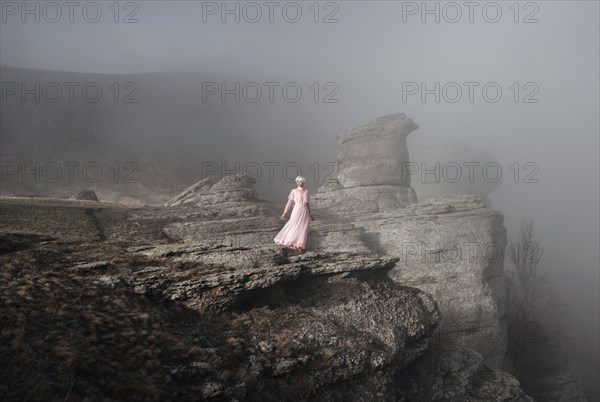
[[274, 176, 314, 253]]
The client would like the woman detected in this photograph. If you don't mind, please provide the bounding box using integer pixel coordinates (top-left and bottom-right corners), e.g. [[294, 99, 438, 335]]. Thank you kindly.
[[274, 176, 314, 253]]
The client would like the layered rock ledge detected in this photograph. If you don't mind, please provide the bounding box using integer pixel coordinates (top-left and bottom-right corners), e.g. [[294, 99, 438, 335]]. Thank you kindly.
[[313, 114, 509, 369], [124, 182, 526, 400], [0, 112, 533, 401], [0, 172, 531, 401]]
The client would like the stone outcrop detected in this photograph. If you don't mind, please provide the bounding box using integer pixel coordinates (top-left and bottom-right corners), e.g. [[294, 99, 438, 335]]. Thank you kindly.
[[108, 185, 450, 400], [163, 173, 257, 207], [0, 169, 533, 400], [313, 182, 419, 215], [356, 194, 509, 368], [120, 249, 445, 400], [313, 114, 509, 369], [116, 168, 527, 400], [336, 113, 418, 188], [313, 113, 419, 213], [69, 112, 529, 399], [163, 177, 213, 206], [123, 250, 398, 314]]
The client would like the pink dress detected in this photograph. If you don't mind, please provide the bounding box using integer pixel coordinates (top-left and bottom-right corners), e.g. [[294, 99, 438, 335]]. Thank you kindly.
[[274, 187, 311, 251]]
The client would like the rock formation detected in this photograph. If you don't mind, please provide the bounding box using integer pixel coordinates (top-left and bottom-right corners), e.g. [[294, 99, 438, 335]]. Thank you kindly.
[[0, 161, 533, 400], [313, 113, 509, 369], [313, 113, 419, 213], [105, 113, 527, 398], [163, 177, 214, 206], [335, 113, 418, 188], [115, 170, 528, 400], [356, 194, 509, 368], [164, 173, 257, 207]]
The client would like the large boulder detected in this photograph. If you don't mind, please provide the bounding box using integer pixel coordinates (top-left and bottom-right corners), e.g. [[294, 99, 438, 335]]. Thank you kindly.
[[313, 113, 419, 213], [354, 194, 509, 368], [336, 112, 418, 188], [312, 113, 509, 369]]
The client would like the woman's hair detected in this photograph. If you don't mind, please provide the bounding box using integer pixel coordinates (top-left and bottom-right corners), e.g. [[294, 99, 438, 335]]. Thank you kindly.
[[295, 176, 306, 183]]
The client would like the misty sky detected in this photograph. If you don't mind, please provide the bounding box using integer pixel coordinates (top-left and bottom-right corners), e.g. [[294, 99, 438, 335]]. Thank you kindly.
[[1, 0, 599, 342]]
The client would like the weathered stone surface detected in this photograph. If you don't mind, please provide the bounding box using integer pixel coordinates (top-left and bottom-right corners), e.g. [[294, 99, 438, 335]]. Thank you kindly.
[[128, 111, 533, 398], [121, 194, 450, 399], [123, 250, 401, 314], [162, 127, 510, 370], [353, 194, 509, 368], [313, 184, 418, 214], [163, 173, 257, 208], [69, 261, 112, 272], [312, 111, 509, 369], [148, 176, 523, 400], [0, 185, 533, 401], [163, 177, 213, 206], [235, 278, 441, 401], [158, 213, 370, 256], [312, 113, 420, 213], [336, 113, 418, 188]]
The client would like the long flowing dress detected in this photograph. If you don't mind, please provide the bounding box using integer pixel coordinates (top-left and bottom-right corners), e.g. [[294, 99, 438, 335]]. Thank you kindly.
[[274, 187, 310, 251]]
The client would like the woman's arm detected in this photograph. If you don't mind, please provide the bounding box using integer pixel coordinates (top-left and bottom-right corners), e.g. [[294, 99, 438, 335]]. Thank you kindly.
[[281, 193, 294, 220]]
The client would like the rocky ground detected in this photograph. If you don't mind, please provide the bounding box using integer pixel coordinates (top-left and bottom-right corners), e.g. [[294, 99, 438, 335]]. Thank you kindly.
[[0, 196, 533, 401]]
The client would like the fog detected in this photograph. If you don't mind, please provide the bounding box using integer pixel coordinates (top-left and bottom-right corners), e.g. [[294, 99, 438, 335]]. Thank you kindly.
[[1, 0, 598, 388]]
